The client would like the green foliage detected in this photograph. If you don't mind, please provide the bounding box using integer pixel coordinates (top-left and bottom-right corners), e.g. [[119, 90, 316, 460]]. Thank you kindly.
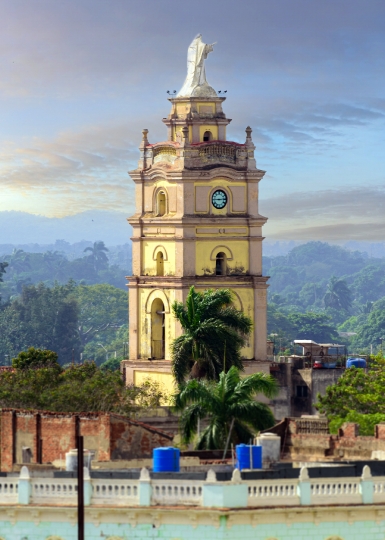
[[73, 283, 127, 347], [323, 276, 352, 311], [0, 243, 128, 302], [171, 286, 252, 384], [174, 366, 277, 449], [315, 356, 385, 418], [100, 356, 121, 371], [287, 312, 338, 342], [12, 347, 60, 370], [329, 412, 385, 436], [0, 361, 167, 413], [0, 282, 81, 364]]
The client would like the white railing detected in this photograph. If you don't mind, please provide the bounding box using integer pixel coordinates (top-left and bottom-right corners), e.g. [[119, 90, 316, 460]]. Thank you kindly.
[[310, 477, 361, 505], [0, 479, 18, 504], [31, 478, 77, 504], [247, 479, 299, 506], [91, 479, 139, 506], [151, 479, 203, 506], [3, 465, 385, 508], [372, 476, 385, 503]]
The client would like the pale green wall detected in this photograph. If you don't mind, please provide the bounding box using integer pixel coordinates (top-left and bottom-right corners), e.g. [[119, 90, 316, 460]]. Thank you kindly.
[[0, 517, 383, 539]]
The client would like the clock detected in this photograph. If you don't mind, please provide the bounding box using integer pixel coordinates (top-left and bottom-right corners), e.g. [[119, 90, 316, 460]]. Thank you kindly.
[[211, 189, 228, 209]]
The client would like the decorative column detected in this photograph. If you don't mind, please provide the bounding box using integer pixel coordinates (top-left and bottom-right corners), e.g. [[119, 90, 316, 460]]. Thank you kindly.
[[202, 468, 248, 508], [18, 466, 31, 505], [139, 467, 152, 506], [360, 465, 374, 504], [84, 467, 92, 506], [297, 466, 311, 505]]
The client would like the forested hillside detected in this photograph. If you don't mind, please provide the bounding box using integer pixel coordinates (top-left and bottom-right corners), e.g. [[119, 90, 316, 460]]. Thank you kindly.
[[0, 241, 131, 300], [265, 242, 385, 354], [0, 240, 384, 365]]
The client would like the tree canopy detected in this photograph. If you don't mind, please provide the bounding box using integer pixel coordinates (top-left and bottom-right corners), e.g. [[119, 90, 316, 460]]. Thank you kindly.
[[171, 286, 252, 384], [174, 366, 277, 449], [0, 360, 167, 413]]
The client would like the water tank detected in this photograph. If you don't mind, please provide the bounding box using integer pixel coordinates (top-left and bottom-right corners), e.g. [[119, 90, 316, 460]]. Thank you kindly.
[[257, 432, 281, 466], [347, 357, 367, 368], [235, 444, 262, 470], [153, 447, 180, 472], [65, 448, 93, 472]]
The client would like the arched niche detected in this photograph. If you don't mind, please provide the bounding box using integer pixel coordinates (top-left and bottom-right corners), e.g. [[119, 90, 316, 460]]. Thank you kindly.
[[151, 298, 165, 359], [210, 245, 234, 262], [230, 290, 243, 311], [152, 245, 168, 261], [153, 187, 168, 216], [145, 289, 170, 314]]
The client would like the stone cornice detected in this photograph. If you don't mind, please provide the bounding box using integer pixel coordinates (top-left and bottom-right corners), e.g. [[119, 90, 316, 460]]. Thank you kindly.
[[2, 504, 385, 528]]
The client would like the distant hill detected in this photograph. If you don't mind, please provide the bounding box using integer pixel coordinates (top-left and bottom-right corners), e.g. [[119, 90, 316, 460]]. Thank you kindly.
[[0, 211, 131, 245]]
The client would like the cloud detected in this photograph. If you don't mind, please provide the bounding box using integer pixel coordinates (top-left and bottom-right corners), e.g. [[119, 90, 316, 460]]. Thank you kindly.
[[0, 120, 146, 216], [261, 187, 385, 241]]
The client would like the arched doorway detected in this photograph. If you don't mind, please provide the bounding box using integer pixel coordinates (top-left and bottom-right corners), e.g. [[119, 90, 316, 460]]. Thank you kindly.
[[215, 252, 227, 275], [151, 298, 165, 359], [156, 251, 164, 276]]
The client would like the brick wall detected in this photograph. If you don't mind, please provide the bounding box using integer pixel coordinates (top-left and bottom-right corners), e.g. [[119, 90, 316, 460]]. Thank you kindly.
[[0, 409, 172, 472]]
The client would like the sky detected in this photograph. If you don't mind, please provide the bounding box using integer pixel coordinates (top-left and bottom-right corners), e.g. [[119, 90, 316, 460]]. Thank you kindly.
[[1, 0, 384, 243]]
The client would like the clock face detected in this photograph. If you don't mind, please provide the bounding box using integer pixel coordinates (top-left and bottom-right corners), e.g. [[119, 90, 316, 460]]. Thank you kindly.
[[211, 189, 228, 209]]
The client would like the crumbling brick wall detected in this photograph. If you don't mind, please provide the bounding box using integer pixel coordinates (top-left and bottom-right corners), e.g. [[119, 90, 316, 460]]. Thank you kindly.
[[0, 409, 172, 471]]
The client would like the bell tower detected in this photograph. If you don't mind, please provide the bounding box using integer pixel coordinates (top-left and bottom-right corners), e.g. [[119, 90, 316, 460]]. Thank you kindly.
[[122, 36, 269, 390]]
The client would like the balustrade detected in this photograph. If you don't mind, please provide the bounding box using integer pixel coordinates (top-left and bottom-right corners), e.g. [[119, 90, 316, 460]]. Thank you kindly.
[[1, 467, 385, 508]]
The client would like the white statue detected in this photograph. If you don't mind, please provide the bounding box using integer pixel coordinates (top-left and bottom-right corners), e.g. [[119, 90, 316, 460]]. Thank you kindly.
[[177, 34, 217, 98]]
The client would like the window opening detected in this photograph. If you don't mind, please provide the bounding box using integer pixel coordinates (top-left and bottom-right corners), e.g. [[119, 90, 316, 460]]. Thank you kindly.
[[151, 298, 165, 359], [203, 131, 213, 142], [215, 252, 227, 276], [156, 252, 164, 276], [158, 191, 166, 216], [296, 386, 308, 398]]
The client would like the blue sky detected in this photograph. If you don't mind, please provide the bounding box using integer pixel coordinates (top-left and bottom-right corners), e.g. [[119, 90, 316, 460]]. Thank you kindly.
[[1, 0, 384, 242]]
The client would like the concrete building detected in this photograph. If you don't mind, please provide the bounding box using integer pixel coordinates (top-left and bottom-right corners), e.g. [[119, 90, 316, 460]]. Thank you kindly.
[[1, 462, 385, 539], [122, 36, 269, 392]]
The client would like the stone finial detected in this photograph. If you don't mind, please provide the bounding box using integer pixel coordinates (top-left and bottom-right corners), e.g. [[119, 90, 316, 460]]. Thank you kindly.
[[362, 464, 372, 480], [140, 467, 150, 481], [231, 468, 241, 483], [83, 466, 90, 480], [206, 468, 217, 482], [299, 466, 309, 481], [245, 126, 252, 141], [142, 129, 149, 145], [182, 125, 189, 141], [19, 466, 30, 479]]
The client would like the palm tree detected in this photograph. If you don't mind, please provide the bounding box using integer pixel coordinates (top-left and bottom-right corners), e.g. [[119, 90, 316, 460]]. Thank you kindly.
[[174, 366, 277, 450], [5, 249, 30, 274], [84, 241, 109, 271], [324, 276, 352, 311], [171, 286, 252, 384]]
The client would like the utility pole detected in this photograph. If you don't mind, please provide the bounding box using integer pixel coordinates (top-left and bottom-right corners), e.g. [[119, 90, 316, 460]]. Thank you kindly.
[[77, 435, 84, 540]]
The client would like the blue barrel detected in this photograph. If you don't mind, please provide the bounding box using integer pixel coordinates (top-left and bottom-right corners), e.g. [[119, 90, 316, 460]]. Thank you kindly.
[[153, 447, 180, 472], [347, 357, 367, 368], [235, 444, 262, 470]]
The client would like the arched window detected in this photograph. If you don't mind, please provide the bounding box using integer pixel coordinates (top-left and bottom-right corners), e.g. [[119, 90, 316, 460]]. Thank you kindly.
[[156, 251, 164, 276], [151, 298, 165, 359], [203, 130, 212, 142], [157, 191, 166, 216], [215, 252, 227, 276]]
